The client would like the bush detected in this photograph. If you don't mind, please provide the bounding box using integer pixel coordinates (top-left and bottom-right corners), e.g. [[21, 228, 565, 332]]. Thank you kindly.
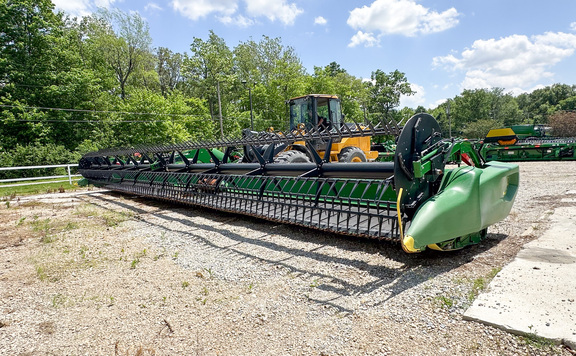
[[0, 143, 80, 179]]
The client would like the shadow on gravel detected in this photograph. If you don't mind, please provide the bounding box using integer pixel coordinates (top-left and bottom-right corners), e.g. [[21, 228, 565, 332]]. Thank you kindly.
[[81, 191, 510, 313]]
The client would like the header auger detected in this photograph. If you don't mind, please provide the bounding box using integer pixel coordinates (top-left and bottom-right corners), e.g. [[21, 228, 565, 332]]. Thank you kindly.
[[79, 111, 519, 253]]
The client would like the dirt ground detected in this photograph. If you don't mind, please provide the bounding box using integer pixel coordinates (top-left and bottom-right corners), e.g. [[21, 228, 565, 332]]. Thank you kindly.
[[1, 161, 575, 355]]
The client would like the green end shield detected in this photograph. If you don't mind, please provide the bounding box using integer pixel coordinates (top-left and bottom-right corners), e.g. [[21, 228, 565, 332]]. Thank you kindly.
[[402, 161, 519, 252]]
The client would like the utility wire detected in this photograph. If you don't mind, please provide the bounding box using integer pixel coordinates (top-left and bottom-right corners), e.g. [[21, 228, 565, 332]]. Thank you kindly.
[[0, 104, 284, 121], [0, 104, 207, 117]]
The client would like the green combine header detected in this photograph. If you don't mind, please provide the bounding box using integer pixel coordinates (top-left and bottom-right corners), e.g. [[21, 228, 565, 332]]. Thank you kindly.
[[480, 125, 576, 161], [79, 113, 519, 253]]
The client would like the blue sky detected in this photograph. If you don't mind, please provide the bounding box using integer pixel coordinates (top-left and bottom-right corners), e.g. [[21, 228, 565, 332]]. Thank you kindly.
[[53, 0, 576, 109]]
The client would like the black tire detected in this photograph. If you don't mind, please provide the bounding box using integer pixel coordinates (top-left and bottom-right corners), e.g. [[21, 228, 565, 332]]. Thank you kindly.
[[338, 147, 366, 162], [274, 150, 312, 164]]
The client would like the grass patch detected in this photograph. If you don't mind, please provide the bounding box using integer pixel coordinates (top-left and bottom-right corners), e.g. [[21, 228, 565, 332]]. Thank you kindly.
[[467, 267, 502, 301], [521, 333, 557, 349], [129, 249, 147, 269], [0, 179, 82, 198], [75, 203, 133, 227], [52, 293, 69, 308], [435, 295, 454, 309]]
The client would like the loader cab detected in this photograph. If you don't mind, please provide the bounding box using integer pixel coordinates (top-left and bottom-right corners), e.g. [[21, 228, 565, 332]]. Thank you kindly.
[[288, 94, 343, 132]]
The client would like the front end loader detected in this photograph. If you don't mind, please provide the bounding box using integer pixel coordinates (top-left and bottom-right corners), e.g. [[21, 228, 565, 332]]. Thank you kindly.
[[79, 113, 519, 253], [243, 94, 380, 164]]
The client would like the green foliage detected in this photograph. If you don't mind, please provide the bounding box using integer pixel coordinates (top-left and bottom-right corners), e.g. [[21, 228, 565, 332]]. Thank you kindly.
[[0, 4, 575, 160], [0, 143, 80, 179], [112, 89, 212, 145], [462, 119, 501, 139], [517, 84, 576, 124], [89, 8, 155, 99], [367, 69, 414, 118]]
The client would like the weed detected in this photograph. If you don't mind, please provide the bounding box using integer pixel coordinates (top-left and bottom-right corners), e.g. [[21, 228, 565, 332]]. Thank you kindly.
[[130, 249, 147, 269], [153, 248, 166, 261], [488, 267, 501, 279], [36, 265, 47, 281], [16, 217, 26, 226], [201, 287, 209, 296], [103, 211, 133, 227], [467, 277, 486, 301], [182, 281, 190, 289], [435, 295, 454, 308], [64, 222, 79, 231], [79, 246, 88, 259], [32, 218, 54, 242], [203, 267, 213, 278], [172, 251, 179, 260], [247, 283, 254, 293], [465, 268, 503, 302], [309, 279, 320, 288], [5, 201, 9, 208], [521, 333, 556, 349], [52, 293, 67, 308]]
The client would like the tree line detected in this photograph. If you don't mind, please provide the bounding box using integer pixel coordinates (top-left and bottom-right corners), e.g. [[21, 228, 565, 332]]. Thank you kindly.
[[1, 0, 576, 170]]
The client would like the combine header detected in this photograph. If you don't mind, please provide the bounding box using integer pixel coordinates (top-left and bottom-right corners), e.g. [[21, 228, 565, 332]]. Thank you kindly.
[[480, 125, 576, 161], [79, 113, 519, 253]]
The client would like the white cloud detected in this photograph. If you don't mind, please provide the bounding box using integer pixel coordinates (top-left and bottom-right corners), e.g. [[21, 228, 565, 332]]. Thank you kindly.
[[52, 0, 92, 17], [433, 32, 576, 91], [171, 0, 302, 25], [347, 0, 459, 46], [348, 31, 379, 47], [52, 0, 116, 16], [218, 14, 255, 27], [94, 0, 116, 7], [144, 3, 163, 12], [314, 16, 327, 25], [400, 83, 426, 108], [171, 0, 237, 21], [245, 0, 303, 26], [571, 22, 576, 31]]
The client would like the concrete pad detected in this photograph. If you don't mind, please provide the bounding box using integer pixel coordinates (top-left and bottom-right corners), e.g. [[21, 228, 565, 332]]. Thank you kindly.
[[464, 207, 576, 348]]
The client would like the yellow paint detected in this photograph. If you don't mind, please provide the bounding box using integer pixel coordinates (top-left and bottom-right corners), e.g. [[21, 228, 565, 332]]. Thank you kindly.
[[401, 236, 419, 253], [486, 128, 515, 138], [396, 188, 404, 239], [427, 243, 443, 251]]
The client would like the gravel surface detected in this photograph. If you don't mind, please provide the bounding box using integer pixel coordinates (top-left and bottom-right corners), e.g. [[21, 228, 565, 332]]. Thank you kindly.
[[1, 161, 575, 355]]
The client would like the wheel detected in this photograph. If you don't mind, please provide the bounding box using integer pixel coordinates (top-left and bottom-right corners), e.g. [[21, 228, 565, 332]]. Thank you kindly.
[[338, 147, 366, 162], [274, 150, 312, 164]]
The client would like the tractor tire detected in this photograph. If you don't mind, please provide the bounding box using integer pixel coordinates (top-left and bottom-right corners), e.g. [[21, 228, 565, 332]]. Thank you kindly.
[[338, 147, 367, 162], [274, 150, 312, 164]]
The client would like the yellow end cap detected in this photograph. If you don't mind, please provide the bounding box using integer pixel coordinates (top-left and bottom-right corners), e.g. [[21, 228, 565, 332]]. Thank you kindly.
[[427, 243, 444, 251], [401, 236, 421, 253]]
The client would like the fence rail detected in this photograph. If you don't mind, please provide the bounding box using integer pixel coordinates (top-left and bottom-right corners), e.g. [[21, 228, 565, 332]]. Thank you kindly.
[[0, 164, 80, 188]]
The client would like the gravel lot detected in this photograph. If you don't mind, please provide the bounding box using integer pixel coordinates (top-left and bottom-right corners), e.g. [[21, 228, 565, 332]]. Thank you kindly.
[[1, 161, 575, 355]]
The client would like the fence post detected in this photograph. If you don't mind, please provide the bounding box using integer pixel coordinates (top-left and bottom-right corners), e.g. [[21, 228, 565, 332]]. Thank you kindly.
[[67, 165, 72, 185]]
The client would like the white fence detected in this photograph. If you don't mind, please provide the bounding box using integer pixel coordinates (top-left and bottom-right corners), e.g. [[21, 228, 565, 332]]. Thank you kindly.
[[0, 164, 80, 188]]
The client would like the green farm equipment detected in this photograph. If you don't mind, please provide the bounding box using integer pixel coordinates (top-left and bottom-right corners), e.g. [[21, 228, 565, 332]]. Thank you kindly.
[[480, 125, 576, 161], [79, 113, 519, 253]]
